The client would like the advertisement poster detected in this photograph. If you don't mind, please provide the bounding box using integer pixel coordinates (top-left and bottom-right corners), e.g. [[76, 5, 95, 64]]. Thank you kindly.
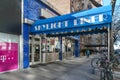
[[0, 42, 18, 73]]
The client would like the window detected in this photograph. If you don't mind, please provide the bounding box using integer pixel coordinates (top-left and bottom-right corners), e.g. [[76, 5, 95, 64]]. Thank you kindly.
[[71, 6, 75, 12], [87, 4, 92, 9]]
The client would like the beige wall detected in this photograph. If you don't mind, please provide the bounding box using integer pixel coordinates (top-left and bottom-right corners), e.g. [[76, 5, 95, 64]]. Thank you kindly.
[[91, 0, 103, 8], [70, 0, 103, 12], [46, 0, 70, 14], [46, 0, 102, 14]]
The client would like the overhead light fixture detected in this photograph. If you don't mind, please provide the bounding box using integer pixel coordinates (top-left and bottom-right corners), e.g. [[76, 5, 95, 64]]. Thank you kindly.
[[71, 31, 73, 33], [61, 32, 63, 34], [76, 30, 79, 32], [56, 32, 58, 34]]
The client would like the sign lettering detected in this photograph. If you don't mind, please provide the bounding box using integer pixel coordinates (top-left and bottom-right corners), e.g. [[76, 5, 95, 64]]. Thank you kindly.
[[34, 14, 106, 31]]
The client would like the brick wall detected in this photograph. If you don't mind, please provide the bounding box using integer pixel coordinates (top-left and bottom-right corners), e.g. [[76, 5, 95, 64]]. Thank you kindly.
[[46, 0, 102, 14], [46, 0, 70, 14]]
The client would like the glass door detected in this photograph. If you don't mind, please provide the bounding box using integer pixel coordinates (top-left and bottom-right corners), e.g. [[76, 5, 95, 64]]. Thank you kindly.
[[29, 35, 41, 65], [34, 44, 40, 62]]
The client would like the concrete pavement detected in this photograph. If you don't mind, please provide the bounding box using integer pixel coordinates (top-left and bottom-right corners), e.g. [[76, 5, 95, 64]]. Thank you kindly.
[[0, 54, 119, 80]]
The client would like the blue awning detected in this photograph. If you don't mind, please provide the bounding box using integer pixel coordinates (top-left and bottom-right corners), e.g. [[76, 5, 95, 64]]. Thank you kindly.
[[30, 5, 112, 36]]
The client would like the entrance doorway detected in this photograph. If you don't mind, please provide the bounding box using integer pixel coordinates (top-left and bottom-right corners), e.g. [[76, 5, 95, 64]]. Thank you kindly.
[[63, 37, 76, 59], [29, 35, 41, 65]]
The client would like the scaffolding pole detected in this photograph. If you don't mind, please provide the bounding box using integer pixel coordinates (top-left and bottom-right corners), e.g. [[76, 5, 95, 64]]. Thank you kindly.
[[108, 26, 111, 62]]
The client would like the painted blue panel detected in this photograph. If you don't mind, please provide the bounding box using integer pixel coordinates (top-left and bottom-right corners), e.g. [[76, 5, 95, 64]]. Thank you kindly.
[[75, 40, 80, 57], [23, 24, 29, 68], [30, 5, 112, 34], [33, 5, 112, 25], [24, 0, 42, 20], [70, 36, 80, 40], [24, 0, 59, 20]]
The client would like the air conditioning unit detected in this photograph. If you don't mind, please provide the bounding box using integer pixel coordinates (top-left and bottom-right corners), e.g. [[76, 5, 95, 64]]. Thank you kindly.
[[40, 8, 56, 18]]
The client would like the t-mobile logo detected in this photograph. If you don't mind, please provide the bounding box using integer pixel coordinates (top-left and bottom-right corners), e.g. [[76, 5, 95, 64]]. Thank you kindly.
[[0, 55, 7, 62]]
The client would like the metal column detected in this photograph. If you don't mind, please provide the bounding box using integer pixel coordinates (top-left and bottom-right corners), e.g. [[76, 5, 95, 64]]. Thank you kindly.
[[39, 35, 42, 63], [108, 26, 111, 61], [59, 36, 62, 60], [75, 40, 80, 57], [31, 35, 35, 64]]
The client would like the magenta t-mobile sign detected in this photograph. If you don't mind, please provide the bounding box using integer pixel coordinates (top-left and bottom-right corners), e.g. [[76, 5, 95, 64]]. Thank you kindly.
[[0, 42, 18, 73]]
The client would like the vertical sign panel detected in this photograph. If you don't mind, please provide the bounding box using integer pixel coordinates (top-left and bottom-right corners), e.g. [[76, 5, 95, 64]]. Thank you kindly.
[[0, 33, 19, 73], [23, 24, 29, 68], [0, 42, 18, 72]]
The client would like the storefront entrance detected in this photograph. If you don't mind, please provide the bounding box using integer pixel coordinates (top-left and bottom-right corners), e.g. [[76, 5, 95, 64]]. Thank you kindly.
[[29, 35, 41, 65], [62, 37, 76, 59], [22, 5, 112, 68], [29, 35, 60, 64]]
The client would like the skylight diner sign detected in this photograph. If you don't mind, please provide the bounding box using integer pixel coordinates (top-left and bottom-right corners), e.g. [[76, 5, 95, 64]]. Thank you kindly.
[[33, 14, 110, 32], [30, 6, 112, 34]]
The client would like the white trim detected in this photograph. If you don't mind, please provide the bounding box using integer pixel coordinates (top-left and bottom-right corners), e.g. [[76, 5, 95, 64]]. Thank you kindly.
[[67, 36, 79, 41], [24, 18, 34, 25], [108, 27, 110, 62], [0, 33, 19, 42], [21, 0, 23, 30], [20, 0, 24, 69], [41, 8, 56, 18], [0, 69, 18, 74], [19, 35, 23, 69]]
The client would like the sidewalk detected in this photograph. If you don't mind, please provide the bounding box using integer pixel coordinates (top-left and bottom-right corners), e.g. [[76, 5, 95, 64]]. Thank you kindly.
[[61, 54, 120, 80], [63, 54, 120, 80], [113, 65, 120, 79], [114, 71, 120, 79], [62, 54, 97, 64], [0, 54, 97, 80], [0, 54, 119, 80]]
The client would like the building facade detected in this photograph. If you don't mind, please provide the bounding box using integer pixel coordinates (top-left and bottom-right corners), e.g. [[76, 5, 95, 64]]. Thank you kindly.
[[0, 0, 105, 73], [0, 0, 21, 73], [23, 0, 63, 68], [70, 0, 104, 56], [0, 0, 62, 73], [39, 0, 103, 57], [70, 0, 102, 12], [46, 0, 70, 14]]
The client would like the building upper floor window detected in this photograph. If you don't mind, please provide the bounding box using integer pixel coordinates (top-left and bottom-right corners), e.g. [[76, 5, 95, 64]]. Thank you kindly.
[[87, 4, 92, 9]]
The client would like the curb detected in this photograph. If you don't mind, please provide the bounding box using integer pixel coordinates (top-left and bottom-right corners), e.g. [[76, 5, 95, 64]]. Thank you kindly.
[[114, 71, 120, 79]]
